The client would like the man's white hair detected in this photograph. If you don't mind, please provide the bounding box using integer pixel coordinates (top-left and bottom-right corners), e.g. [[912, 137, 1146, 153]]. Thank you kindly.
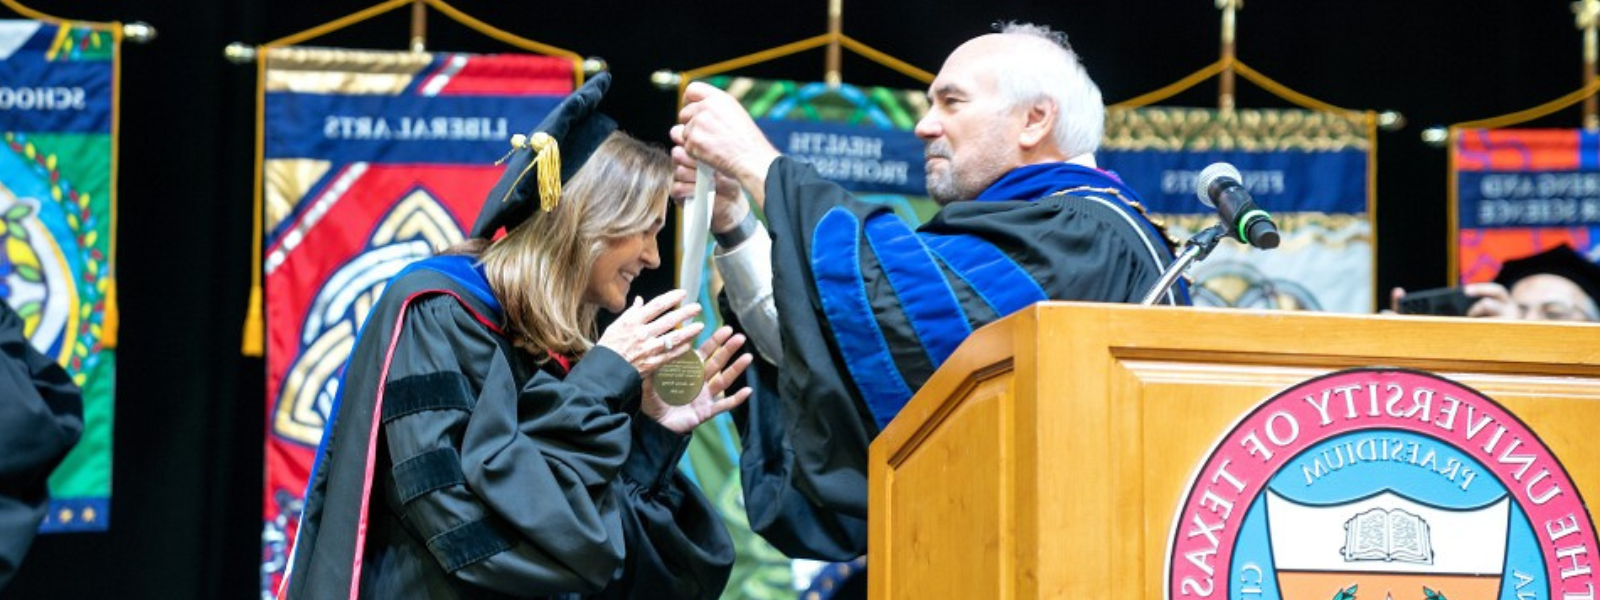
[[992, 21, 1104, 159]]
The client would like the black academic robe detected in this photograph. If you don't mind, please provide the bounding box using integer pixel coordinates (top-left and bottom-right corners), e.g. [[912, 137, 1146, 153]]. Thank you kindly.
[[732, 158, 1180, 560], [285, 258, 732, 600], [0, 302, 83, 591]]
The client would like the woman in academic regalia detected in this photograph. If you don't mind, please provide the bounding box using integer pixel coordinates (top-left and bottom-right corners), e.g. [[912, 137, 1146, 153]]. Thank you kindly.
[[282, 72, 748, 600]]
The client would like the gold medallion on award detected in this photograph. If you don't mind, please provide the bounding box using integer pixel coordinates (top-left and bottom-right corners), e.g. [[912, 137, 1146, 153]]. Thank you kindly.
[[653, 347, 703, 406]]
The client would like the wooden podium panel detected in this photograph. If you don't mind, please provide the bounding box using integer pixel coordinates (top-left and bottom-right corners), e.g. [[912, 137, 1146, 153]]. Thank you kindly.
[[868, 302, 1600, 600]]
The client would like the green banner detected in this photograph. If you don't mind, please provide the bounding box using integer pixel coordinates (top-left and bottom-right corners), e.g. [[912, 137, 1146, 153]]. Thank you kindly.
[[0, 20, 119, 532]]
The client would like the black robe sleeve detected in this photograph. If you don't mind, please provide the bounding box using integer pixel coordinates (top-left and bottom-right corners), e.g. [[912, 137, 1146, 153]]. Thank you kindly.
[[0, 303, 83, 591], [371, 295, 730, 599], [726, 356, 868, 562], [715, 157, 891, 561], [599, 415, 734, 600]]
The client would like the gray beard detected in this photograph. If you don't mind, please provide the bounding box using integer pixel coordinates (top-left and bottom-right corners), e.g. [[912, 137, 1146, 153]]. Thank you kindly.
[[924, 135, 1012, 204], [925, 158, 1008, 205], [925, 167, 960, 205]]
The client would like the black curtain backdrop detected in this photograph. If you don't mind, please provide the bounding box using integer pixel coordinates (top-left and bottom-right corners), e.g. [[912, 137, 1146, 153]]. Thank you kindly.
[[0, 1, 1581, 598]]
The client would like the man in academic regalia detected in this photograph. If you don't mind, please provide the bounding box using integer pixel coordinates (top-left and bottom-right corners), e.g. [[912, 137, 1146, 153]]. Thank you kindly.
[[672, 21, 1188, 561]]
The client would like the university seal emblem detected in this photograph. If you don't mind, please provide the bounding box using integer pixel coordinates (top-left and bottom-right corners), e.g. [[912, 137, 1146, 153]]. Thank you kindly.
[[1167, 368, 1596, 600]]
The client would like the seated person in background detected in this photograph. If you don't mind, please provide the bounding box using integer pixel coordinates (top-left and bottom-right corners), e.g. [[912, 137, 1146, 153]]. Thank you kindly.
[[1392, 244, 1600, 322], [672, 21, 1184, 561], [0, 301, 83, 592]]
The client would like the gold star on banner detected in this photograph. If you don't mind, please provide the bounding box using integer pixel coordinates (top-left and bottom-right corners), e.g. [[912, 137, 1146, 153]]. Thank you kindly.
[[57, 508, 74, 524], [82, 507, 98, 522]]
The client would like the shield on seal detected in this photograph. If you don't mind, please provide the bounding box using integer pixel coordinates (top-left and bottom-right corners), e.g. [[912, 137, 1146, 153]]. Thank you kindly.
[[1267, 490, 1509, 600]]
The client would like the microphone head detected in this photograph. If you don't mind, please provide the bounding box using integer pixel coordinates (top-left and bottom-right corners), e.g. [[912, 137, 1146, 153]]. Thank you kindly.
[[1246, 219, 1282, 249], [1257, 230, 1281, 249], [1194, 162, 1243, 208]]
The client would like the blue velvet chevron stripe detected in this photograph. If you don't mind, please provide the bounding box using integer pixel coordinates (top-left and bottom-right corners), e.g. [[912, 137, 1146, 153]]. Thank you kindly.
[[811, 208, 915, 428], [814, 209, 1047, 428], [920, 232, 1047, 318], [863, 214, 971, 368]]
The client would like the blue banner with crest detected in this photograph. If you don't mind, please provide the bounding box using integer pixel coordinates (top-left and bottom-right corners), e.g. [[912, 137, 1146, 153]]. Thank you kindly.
[[1099, 107, 1376, 313]]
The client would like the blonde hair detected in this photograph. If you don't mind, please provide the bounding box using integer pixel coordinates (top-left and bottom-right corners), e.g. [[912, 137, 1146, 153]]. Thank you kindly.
[[454, 132, 671, 357]]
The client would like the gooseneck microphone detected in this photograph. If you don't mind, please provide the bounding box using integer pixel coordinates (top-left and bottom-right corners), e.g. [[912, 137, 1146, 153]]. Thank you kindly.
[[1194, 163, 1280, 250]]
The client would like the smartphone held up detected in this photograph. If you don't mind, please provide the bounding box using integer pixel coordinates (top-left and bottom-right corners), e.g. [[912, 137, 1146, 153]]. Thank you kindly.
[[1397, 287, 1477, 316]]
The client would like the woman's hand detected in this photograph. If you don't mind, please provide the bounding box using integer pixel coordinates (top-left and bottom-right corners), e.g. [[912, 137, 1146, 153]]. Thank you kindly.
[[595, 289, 705, 378], [641, 326, 755, 434]]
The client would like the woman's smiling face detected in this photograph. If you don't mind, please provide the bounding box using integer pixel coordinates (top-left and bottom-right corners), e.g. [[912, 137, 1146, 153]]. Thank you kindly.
[[583, 212, 665, 312]]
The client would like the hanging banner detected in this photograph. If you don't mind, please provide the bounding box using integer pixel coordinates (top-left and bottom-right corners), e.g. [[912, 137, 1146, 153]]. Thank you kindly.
[[1100, 107, 1377, 313], [258, 46, 571, 597], [1452, 128, 1600, 283], [0, 19, 118, 533]]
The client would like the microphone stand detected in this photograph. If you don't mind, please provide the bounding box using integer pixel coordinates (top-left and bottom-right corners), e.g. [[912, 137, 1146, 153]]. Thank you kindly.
[[1140, 223, 1227, 306]]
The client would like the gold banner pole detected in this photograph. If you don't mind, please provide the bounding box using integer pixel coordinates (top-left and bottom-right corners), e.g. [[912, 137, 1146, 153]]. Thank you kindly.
[[1577, 0, 1599, 130], [1217, 0, 1241, 111], [825, 0, 843, 88], [410, 0, 426, 52], [649, 0, 932, 100]]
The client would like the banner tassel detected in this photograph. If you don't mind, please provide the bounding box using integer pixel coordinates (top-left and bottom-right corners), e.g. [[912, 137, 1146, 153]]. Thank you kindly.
[[242, 284, 263, 356], [101, 280, 119, 348]]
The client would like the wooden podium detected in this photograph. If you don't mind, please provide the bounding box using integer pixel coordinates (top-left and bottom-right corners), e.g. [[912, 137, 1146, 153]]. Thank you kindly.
[[868, 302, 1600, 599]]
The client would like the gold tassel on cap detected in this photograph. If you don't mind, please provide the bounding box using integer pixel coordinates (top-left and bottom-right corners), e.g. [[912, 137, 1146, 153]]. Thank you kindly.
[[529, 132, 561, 211], [499, 131, 563, 212]]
